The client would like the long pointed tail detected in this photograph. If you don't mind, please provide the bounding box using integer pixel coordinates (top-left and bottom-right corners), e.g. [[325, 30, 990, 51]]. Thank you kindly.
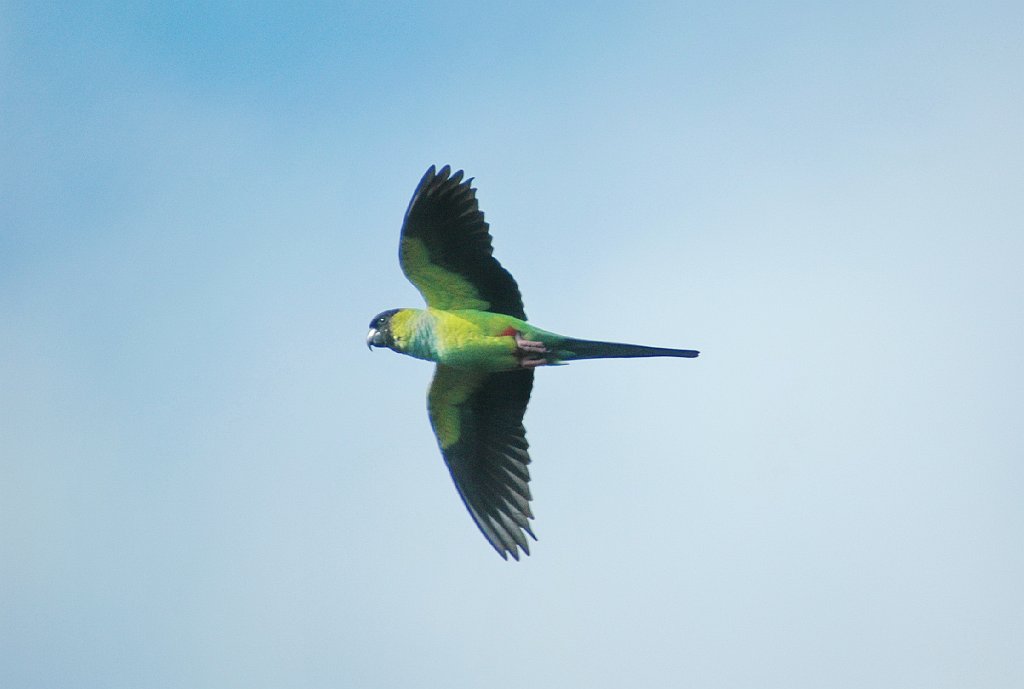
[[557, 337, 699, 361]]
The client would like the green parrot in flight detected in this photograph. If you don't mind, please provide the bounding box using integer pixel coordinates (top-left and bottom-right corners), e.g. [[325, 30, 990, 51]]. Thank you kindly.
[[367, 165, 699, 560]]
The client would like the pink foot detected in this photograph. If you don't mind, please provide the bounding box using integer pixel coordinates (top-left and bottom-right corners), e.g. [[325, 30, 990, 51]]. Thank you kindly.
[[514, 333, 548, 354], [509, 331, 549, 368]]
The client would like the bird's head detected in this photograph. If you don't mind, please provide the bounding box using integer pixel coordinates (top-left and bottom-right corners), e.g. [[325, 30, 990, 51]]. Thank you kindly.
[[366, 309, 400, 350]]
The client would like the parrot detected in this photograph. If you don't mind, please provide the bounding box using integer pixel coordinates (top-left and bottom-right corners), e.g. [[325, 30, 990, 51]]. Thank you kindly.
[[367, 165, 699, 560]]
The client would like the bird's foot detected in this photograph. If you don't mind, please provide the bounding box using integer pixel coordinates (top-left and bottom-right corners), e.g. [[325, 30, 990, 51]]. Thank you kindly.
[[512, 332, 549, 368], [514, 333, 548, 354]]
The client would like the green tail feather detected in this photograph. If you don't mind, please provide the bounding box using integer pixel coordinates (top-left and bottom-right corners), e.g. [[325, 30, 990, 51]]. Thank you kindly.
[[558, 337, 699, 361]]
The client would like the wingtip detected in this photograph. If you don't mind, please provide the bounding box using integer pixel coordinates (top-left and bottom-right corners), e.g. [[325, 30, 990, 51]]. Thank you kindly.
[[427, 164, 472, 191], [488, 533, 535, 562], [498, 531, 535, 561], [417, 165, 438, 191]]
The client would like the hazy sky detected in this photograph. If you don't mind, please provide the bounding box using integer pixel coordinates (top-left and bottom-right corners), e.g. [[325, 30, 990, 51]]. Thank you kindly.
[[3, 3, 1022, 688]]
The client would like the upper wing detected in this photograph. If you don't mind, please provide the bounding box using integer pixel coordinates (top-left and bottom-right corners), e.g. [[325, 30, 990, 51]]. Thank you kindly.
[[427, 365, 535, 559], [400, 165, 526, 320]]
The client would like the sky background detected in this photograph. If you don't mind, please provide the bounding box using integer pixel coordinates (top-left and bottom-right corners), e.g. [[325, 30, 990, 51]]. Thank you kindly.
[[2, 2, 1022, 687]]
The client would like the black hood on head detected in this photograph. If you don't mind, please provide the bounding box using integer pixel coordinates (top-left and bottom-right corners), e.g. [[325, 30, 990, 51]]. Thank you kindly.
[[366, 308, 400, 349]]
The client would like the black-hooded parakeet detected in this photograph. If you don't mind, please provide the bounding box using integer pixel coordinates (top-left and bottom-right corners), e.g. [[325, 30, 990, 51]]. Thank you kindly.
[[367, 165, 699, 559]]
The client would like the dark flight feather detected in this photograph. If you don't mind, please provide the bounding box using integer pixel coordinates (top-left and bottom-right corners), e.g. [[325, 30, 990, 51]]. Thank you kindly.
[[428, 367, 536, 560], [401, 165, 526, 320]]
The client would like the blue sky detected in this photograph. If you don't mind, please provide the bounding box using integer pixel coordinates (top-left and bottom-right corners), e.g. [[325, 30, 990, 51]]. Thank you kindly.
[[2, 2, 1022, 687]]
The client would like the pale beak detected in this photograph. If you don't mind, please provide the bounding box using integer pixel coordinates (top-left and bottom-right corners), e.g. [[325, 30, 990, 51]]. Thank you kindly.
[[367, 328, 383, 350]]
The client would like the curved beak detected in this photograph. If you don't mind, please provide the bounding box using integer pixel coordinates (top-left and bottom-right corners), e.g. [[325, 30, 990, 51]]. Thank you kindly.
[[367, 327, 389, 350]]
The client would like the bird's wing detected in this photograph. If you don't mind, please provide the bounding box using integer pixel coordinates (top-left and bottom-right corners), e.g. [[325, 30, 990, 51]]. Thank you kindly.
[[427, 364, 535, 559], [400, 165, 526, 320]]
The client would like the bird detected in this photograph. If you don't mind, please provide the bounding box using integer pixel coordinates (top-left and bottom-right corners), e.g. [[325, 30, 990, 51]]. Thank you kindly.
[[367, 165, 699, 560]]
